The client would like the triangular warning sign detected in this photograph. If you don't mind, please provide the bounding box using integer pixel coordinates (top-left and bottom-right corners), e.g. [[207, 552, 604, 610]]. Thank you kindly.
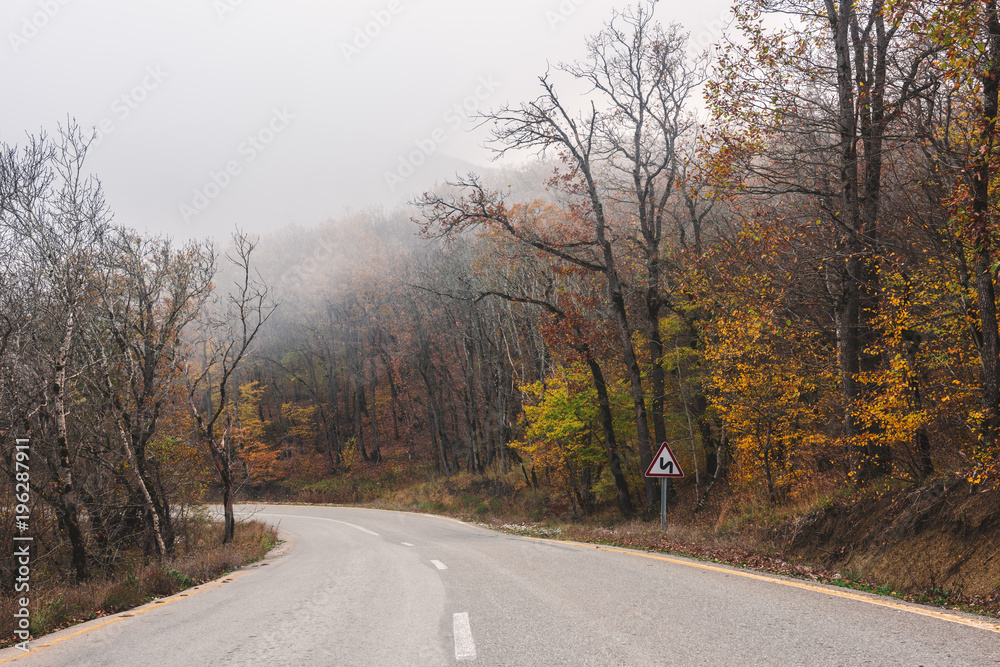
[[645, 442, 684, 478]]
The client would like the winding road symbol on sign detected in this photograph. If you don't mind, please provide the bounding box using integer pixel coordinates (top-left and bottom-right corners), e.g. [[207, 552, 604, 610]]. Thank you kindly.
[[645, 442, 684, 478]]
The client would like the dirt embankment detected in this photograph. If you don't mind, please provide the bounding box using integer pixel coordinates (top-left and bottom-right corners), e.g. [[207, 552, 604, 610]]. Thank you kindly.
[[786, 474, 1000, 598]]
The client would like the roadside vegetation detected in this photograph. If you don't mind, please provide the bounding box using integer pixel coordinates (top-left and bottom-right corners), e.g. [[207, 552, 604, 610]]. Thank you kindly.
[[0, 517, 277, 649], [4, 0, 1000, 648]]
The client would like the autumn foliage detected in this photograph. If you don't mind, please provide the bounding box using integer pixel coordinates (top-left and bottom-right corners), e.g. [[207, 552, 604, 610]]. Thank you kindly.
[[6, 1, 1000, 602]]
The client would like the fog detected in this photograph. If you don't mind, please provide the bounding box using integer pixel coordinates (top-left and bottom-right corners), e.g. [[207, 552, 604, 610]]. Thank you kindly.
[[2, 0, 733, 239]]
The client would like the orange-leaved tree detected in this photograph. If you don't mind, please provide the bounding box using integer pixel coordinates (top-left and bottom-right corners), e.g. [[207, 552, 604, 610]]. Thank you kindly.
[[704, 291, 836, 504], [231, 381, 281, 486]]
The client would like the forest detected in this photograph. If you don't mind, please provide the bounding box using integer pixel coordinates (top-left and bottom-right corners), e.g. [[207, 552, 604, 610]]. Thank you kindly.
[[3, 0, 1000, 598]]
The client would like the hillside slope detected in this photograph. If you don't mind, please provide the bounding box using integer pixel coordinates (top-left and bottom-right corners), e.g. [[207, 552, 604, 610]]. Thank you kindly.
[[787, 474, 1000, 599]]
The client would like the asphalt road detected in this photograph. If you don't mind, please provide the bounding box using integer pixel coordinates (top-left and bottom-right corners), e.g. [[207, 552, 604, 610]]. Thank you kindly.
[[1, 505, 998, 666]]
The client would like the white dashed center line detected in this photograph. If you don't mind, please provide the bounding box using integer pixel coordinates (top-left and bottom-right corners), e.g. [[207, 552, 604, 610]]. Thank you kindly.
[[431, 560, 448, 570], [402, 542, 414, 547], [453, 612, 477, 661], [330, 519, 380, 536], [254, 513, 379, 536]]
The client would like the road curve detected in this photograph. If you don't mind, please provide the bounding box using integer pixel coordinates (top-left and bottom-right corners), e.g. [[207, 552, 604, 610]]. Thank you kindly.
[[1, 504, 998, 666]]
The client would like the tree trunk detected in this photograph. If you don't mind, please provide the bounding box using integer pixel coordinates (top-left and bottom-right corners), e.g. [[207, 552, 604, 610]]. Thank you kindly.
[[119, 425, 170, 556], [583, 352, 634, 518], [367, 357, 382, 463], [53, 311, 88, 581], [972, 0, 1000, 449], [827, 0, 888, 480], [212, 437, 236, 545], [604, 269, 658, 509], [647, 288, 674, 504]]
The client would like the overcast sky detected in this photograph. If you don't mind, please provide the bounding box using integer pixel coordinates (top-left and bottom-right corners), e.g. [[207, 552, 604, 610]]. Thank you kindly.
[[3, 0, 734, 240]]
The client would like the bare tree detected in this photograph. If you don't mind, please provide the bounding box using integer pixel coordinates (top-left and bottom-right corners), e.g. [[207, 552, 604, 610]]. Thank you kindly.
[[419, 2, 704, 510], [187, 231, 276, 544], [0, 125, 110, 581], [87, 230, 214, 556]]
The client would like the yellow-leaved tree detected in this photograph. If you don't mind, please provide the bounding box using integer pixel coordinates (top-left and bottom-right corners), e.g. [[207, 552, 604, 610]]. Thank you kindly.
[[280, 402, 324, 481], [856, 265, 979, 482], [232, 381, 281, 486], [705, 302, 834, 503], [511, 365, 629, 513]]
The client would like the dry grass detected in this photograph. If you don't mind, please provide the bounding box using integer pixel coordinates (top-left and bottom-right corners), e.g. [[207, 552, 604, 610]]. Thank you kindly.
[[0, 518, 278, 648]]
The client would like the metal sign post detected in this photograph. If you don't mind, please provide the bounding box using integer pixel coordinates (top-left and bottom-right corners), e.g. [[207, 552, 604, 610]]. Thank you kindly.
[[661, 478, 667, 531], [645, 442, 685, 531]]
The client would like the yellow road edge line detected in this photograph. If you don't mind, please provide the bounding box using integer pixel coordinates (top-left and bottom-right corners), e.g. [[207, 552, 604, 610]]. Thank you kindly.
[[0, 570, 250, 663], [516, 535, 1000, 635], [299, 508, 1000, 635], [220, 509, 1000, 636]]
